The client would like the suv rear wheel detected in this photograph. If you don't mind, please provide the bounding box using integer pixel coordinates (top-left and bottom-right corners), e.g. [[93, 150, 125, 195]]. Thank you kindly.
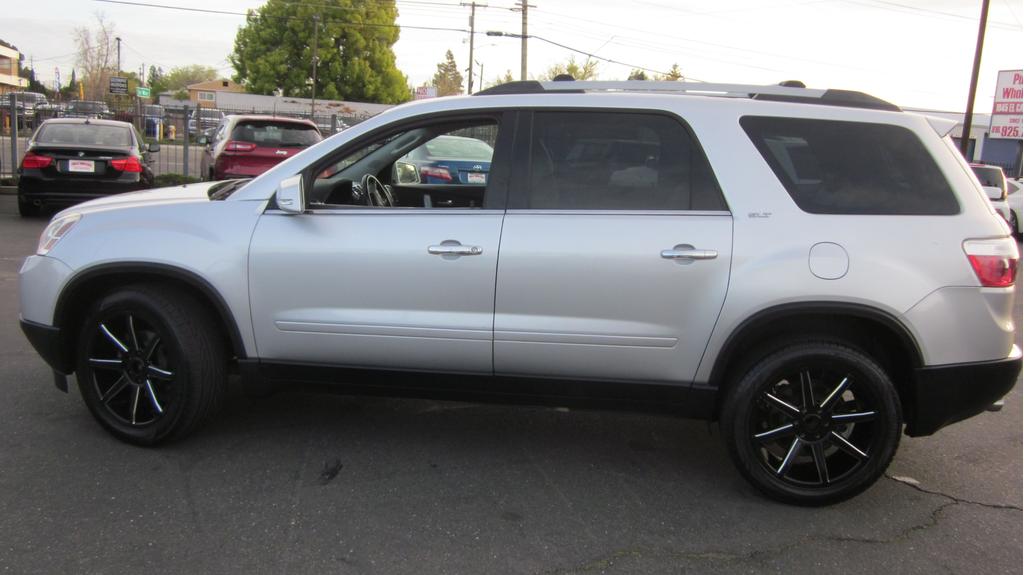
[[721, 342, 902, 505], [75, 284, 226, 445]]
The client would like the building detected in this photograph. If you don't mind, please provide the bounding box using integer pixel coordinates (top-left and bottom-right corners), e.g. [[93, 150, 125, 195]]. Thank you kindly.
[[907, 108, 1023, 178], [0, 40, 29, 94], [186, 79, 245, 108]]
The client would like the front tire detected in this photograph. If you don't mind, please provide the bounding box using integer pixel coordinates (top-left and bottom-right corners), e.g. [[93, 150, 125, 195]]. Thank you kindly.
[[75, 284, 227, 445], [721, 342, 902, 506]]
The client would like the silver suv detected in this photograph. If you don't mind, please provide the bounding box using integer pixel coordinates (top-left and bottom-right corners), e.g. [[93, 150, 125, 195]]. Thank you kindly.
[[19, 81, 1021, 505]]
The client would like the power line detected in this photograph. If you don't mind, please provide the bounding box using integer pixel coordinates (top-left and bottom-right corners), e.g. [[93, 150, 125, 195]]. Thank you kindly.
[[488, 31, 674, 78]]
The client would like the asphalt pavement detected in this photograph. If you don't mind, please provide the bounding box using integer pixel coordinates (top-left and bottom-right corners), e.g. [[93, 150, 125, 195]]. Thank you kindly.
[[0, 195, 1020, 574]]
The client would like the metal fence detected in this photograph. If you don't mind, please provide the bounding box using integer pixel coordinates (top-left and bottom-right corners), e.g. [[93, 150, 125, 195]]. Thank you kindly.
[[1, 94, 369, 180]]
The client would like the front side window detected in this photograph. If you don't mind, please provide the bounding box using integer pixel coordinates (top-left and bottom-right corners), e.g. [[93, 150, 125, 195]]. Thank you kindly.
[[311, 119, 502, 209], [521, 112, 727, 211], [741, 116, 959, 215]]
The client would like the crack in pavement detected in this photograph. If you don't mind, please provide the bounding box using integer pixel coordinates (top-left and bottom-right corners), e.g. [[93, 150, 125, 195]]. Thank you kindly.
[[542, 478, 1023, 575], [885, 474, 1023, 511]]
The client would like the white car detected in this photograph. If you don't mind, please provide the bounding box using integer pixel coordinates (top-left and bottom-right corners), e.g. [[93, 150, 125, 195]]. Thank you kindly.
[[19, 80, 1022, 505], [1007, 177, 1022, 236], [970, 164, 1013, 232]]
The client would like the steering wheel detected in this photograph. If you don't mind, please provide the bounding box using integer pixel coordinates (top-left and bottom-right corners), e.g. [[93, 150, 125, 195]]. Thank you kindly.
[[361, 173, 395, 207]]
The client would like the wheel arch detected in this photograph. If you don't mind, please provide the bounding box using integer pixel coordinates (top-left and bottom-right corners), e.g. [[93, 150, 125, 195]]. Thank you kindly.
[[52, 262, 247, 373], [707, 302, 924, 418]]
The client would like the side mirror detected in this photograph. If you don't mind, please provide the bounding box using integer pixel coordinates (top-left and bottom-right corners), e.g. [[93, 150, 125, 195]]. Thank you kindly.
[[394, 161, 419, 184], [276, 174, 305, 214], [197, 136, 208, 146], [982, 185, 1005, 201], [148, 142, 161, 153]]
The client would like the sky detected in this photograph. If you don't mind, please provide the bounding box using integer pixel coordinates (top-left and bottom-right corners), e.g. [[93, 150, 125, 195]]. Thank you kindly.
[[4, 0, 1022, 112]]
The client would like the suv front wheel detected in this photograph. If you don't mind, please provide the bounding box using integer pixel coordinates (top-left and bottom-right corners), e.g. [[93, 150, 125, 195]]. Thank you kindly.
[[75, 284, 227, 445], [721, 342, 902, 506]]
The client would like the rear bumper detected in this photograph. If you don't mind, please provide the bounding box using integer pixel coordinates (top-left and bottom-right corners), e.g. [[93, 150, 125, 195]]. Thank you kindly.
[[18, 175, 149, 205], [905, 345, 1022, 436], [20, 318, 73, 374]]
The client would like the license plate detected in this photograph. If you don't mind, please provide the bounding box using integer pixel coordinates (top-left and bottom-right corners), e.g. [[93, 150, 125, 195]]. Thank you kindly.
[[68, 160, 95, 173], [467, 172, 486, 184]]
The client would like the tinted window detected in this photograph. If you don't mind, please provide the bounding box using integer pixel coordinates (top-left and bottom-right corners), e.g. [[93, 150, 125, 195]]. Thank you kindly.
[[524, 112, 726, 210], [741, 117, 958, 215], [36, 123, 132, 147], [231, 121, 322, 147]]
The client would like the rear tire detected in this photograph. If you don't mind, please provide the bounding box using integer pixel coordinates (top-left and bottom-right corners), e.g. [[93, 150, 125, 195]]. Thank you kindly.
[[75, 284, 227, 445], [721, 341, 902, 506]]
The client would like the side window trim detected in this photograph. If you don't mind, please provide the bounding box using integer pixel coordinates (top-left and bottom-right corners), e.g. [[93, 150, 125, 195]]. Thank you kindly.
[[507, 108, 729, 213], [299, 110, 517, 212]]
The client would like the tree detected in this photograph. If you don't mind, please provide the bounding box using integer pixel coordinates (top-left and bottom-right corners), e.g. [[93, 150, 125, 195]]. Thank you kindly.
[[486, 70, 516, 89], [148, 65, 165, 91], [537, 56, 598, 81], [627, 69, 648, 81], [657, 63, 684, 82], [230, 0, 410, 104], [431, 50, 464, 96], [73, 13, 117, 100], [161, 65, 217, 91], [19, 61, 50, 94]]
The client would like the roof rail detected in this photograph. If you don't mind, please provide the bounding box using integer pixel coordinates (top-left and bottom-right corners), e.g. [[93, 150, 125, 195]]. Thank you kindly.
[[473, 80, 901, 112]]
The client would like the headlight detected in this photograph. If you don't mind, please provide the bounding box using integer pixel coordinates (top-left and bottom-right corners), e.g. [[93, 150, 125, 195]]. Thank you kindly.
[[37, 213, 81, 256]]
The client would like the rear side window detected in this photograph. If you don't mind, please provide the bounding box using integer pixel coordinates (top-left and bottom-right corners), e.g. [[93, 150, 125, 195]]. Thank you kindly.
[[231, 121, 322, 147], [522, 112, 727, 211], [741, 117, 958, 215]]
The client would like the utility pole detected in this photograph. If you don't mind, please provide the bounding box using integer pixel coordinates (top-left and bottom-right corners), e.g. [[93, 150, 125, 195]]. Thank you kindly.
[[477, 60, 483, 89], [311, 14, 320, 118], [960, 0, 990, 159], [511, 1, 535, 80], [115, 36, 122, 73], [461, 2, 486, 94]]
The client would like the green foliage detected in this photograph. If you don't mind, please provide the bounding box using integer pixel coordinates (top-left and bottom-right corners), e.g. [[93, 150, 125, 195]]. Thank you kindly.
[[657, 63, 684, 81], [18, 61, 50, 94], [162, 65, 217, 91], [148, 65, 166, 92], [230, 0, 410, 104], [154, 174, 201, 187], [537, 56, 598, 81], [431, 50, 464, 96], [486, 70, 516, 89], [627, 69, 648, 81]]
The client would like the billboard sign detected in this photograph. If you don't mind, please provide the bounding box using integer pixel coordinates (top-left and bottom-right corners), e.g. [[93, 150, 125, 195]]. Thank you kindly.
[[989, 70, 1022, 140], [109, 76, 128, 95], [414, 86, 437, 100]]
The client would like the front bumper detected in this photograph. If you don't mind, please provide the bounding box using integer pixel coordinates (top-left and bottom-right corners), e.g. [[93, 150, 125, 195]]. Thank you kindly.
[[905, 345, 1022, 436], [20, 318, 74, 374]]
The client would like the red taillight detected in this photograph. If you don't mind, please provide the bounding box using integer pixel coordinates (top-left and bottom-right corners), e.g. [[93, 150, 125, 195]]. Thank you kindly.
[[225, 140, 257, 152], [21, 152, 52, 169], [964, 239, 1019, 287], [110, 156, 143, 173], [420, 166, 452, 182]]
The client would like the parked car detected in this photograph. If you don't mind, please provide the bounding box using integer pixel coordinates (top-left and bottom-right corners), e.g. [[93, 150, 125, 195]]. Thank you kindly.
[[1006, 177, 1022, 237], [970, 163, 1012, 228], [200, 115, 322, 181], [10, 91, 49, 127], [18, 80, 1020, 506], [393, 134, 493, 187], [65, 100, 112, 119], [16, 118, 158, 217], [187, 108, 224, 136], [142, 105, 165, 138]]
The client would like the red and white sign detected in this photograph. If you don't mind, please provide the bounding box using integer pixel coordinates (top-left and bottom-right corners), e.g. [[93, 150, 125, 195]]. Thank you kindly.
[[990, 69, 1022, 140], [414, 86, 437, 100]]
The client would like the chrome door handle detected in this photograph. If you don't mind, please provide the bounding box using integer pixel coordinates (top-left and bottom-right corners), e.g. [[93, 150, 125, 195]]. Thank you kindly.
[[661, 248, 718, 260], [428, 242, 483, 256]]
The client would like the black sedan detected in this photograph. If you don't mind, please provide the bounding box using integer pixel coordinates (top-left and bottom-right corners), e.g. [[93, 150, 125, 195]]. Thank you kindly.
[[17, 118, 158, 217]]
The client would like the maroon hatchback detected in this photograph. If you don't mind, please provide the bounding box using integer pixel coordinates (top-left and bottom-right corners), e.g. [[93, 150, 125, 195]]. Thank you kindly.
[[200, 115, 323, 181]]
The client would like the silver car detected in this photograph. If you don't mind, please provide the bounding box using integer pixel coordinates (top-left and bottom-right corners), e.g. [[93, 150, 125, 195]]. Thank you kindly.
[[19, 80, 1021, 505]]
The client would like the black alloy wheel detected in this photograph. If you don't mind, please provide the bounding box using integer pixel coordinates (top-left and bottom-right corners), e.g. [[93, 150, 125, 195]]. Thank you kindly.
[[76, 285, 226, 445], [722, 342, 902, 505]]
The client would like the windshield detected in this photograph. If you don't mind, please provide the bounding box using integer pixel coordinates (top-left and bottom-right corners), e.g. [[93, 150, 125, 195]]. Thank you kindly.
[[231, 121, 322, 147], [70, 101, 108, 112], [36, 123, 132, 147]]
